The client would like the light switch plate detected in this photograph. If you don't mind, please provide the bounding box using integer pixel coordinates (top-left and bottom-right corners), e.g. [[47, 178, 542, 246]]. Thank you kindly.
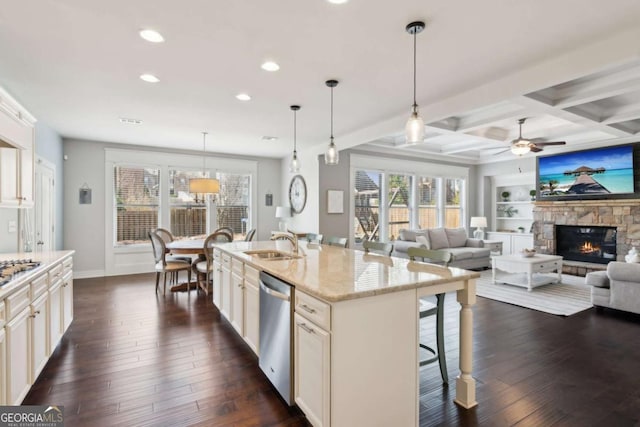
[[8, 220, 17, 233]]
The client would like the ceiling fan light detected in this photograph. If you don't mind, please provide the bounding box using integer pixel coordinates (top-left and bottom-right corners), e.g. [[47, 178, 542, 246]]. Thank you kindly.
[[511, 141, 530, 156], [405, 109, 425, 144], [325, 139, 339, 165]]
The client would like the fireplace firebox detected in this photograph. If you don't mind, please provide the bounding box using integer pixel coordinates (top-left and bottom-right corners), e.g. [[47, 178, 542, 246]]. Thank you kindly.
[[555, 225, 616, 264]]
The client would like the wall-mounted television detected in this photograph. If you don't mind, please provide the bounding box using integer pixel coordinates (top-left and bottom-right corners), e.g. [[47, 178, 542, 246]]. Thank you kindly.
[[537, 144, 637, 201]]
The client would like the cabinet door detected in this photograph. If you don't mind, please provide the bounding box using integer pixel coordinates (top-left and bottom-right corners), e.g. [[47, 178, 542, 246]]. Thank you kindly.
[[486, 232, 512, 255], [49, 280, 63, 353], [61, 272, 73, 332], [244, 281, 259, 356], [212, 260, 222, 309], [231, 272, 244, 335], [294, 313, 330, 427], [18, 137, 34, 207], [512, 234, 534, 254], [6, 307, 30, 405], [0, 147, 20, 206], [0, 327, 6, 405], [221, 266, 232, 320], [30, 292, 49, 380]]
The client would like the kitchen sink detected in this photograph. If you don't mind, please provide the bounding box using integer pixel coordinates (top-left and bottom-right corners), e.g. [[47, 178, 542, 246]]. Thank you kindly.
[[244, 250, 301, 261]]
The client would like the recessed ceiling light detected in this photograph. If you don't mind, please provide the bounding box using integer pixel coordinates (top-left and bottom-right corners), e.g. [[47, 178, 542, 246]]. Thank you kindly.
[[262, 136, 278, 141], [236, 93, 251, 101], [261, 61, 280, 72], [119, 117, 143, 125], [139, 29, 165, 43], [327, 0, 349, 3], [140, 74, 160, 83]]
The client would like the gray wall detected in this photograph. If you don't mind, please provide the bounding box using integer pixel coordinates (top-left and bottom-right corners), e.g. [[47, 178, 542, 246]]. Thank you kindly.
[[35, 121, 64, 249], [63, 138, 281, 275], [318, 152, 351, 239]]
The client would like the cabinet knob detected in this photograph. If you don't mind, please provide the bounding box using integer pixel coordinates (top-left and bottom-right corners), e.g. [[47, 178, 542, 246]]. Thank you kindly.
[[297, 322, 315, 334], [300, 304, 316, 314]]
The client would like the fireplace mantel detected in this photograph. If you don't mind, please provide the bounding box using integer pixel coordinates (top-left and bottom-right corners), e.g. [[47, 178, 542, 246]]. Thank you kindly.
[[533, 199, 640, 263]]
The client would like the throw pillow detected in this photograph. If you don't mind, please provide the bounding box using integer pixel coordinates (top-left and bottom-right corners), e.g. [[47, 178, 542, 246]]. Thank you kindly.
[[428, 228, 449, 250], [416, 235, 430, 249], [399, 229, 427, 242], [445, 228, 468, 248]]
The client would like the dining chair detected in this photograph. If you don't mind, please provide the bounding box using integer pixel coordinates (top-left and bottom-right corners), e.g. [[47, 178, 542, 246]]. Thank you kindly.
[[407, 247, 451, 385], [305, 233, 324, 244], [215, 227, 234, 239], [362, 240, 393, 256], [148, 231, 192, 296], [194, 231, 233, 295], [154, 227, 193, 283], [324, 236, 348, 248], [244, 228, 257, 242]]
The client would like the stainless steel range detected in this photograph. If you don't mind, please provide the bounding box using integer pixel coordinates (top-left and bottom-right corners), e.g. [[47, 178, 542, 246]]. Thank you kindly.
[[0, 259, 42, 286]]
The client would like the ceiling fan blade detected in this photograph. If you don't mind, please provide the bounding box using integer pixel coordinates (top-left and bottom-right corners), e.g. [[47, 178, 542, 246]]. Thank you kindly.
[[530, 146, 544, 153], [534, 141, 566, 146]]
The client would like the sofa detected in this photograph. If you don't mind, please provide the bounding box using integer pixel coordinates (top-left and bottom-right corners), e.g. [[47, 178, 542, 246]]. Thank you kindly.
[[392, 227, 491, 270], [586, 262, 640, 315]]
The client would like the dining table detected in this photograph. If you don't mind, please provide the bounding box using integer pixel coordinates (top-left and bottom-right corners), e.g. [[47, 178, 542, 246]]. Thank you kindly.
[[165, 238, 207, 292]]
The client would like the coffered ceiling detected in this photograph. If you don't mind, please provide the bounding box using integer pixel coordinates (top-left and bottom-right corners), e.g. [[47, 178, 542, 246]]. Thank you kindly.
[[0, 1, 639, 163]]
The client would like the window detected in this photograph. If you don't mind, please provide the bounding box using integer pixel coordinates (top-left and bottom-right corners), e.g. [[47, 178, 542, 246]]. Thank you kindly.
[[216, 172, 251, 238], [417, 176, 438, 229], [388, 173, 412, 240], [445, 178, 463, 228], [169, 169, 206, 239], [354, 170, 382, 242], [114, 166, 160, 245]]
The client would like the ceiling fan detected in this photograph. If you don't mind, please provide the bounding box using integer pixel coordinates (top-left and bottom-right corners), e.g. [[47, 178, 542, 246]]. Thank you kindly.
[[498, 118, 566, 155]]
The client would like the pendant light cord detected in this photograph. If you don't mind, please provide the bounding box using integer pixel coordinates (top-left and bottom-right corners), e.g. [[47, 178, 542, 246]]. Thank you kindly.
[[202, 132, 207, 177], [293, 109, 297, 152], [412, 29, 417, 108], [330, 85, 334, 139]]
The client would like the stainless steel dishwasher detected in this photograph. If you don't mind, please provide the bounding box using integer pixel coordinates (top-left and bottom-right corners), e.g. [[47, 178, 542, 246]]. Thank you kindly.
[[259, 271, 294, 405]]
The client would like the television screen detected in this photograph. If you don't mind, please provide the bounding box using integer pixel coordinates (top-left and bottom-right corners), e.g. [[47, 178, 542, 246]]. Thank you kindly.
[[538, 145, 635, 199]]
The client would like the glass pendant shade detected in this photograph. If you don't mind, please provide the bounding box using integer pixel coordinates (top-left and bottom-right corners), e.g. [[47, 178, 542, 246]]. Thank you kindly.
[[289, 150, 300, 173], [405, 107, 425, 144], [325, 139, 339, 165]]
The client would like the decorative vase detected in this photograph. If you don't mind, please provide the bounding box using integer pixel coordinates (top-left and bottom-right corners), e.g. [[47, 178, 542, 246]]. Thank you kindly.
[[625, 247, 639, 263]]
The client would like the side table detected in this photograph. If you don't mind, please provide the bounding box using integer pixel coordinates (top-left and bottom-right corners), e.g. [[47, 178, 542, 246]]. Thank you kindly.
[[482, 240, 503, 256]]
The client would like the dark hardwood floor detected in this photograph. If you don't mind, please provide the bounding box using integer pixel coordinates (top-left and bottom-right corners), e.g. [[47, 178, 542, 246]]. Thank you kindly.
[[24, 274, 640, 426]]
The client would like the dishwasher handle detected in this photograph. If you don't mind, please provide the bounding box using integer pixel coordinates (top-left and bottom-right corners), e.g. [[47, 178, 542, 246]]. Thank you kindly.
[[260, 281, 291, 302]]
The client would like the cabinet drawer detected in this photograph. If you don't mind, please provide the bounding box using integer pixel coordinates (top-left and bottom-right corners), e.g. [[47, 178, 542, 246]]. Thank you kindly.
[[0, 300, 5, 328], [232, 258, 244, 275], [222, 253, 231, 267], [30, 273, 48, 299], [6, 285, 30, 320], [62, 257, 73, 274], [244, 265, 259, 285], [48, 263, 63, 282], [535, 260, 561, 272], [295, 292, 330, 331]]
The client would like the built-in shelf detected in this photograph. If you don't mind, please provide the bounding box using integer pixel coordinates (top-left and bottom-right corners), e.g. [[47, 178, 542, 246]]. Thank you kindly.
[[496, 217, 534, 220], [496, 201, 534, 205]]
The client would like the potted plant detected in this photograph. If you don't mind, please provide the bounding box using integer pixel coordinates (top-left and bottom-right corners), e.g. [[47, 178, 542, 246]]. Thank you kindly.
[[529, 189, 536, 201], [501, 191, 510, 202], [517, 226, 525, 233]]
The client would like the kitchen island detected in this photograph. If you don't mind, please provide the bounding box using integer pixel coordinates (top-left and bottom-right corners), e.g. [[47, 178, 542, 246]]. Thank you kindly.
[[213, 240, 479, 427]]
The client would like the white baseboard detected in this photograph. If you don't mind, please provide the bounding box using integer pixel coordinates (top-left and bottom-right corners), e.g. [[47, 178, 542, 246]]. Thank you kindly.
[[73, 269, 105, 279]]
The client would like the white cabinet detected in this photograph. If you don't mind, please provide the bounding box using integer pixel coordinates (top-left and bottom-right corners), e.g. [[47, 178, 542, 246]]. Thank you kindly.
[[6, 306, 30, 405], [212, 250, 222, 309], [0, 327, 5, 405], [48, 278, 62, 353], [230, 261, 244, 335], [61, 270, 73, 332], [30, 292, 49, 381], [294, 292, 331, 427], [243, 265, 259, 356], [220, 254, 232, 320], [0, 88, 36, 208], [486, 232, 534, 255]]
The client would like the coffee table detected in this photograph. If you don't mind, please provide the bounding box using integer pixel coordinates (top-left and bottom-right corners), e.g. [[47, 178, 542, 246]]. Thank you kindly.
[[492, 254, 563, 291]]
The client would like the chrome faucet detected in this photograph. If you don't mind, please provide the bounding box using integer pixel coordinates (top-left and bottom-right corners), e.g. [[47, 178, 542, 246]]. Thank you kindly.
[[271, 232, 299, 255]]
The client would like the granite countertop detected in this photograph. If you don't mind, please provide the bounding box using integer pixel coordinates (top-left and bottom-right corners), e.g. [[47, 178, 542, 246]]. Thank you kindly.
[[215, 241, 480, 303], [0, 250, 75, 299]]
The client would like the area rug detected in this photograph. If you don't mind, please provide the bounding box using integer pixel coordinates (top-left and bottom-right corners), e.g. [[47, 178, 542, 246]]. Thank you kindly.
[[475, 270, 592, 316]]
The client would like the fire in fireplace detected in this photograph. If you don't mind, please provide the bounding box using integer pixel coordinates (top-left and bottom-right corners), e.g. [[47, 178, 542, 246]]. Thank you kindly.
[[555, 225, 616, 264]]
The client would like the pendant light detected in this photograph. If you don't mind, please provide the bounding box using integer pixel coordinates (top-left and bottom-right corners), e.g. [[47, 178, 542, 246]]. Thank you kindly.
[[325, 79, 339, 165], [405, 21, 426, 144], [189, 132, 220, 202], [289, 105, 301, 172]]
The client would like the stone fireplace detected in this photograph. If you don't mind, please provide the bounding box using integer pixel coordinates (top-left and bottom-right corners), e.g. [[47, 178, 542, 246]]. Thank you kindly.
[[533, 199, 640, 275]]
